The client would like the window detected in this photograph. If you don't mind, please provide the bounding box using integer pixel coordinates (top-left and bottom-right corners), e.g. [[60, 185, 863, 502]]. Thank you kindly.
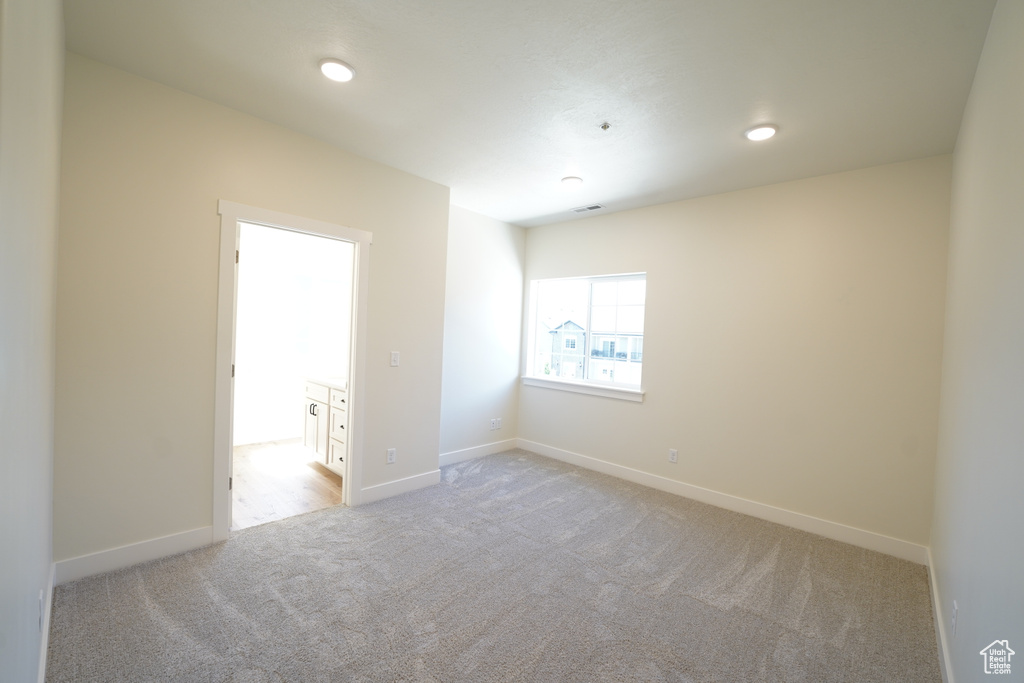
[[526, 273, 646, 395]]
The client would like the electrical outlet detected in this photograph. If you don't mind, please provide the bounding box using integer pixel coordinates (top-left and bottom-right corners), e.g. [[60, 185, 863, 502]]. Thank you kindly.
[[489, 418, 497, 430], [386, 448, 396, 464], [390, 351, 400, 367], [668, 449, 678, 463], [952, 600, 958, 638]]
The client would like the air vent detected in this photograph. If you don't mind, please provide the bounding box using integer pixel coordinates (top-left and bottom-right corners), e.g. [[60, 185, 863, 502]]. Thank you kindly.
[[572, 204, 605, 214]]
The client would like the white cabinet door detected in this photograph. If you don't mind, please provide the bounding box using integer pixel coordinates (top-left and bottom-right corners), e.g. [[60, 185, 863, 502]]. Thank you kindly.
[[303, 398, 318, 451], [315, 401, 329, 463], [304, 398, 329, 464]]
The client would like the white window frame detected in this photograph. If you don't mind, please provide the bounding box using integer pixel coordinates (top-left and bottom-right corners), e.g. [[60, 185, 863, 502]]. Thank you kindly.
[[522, 273, 645, 403]]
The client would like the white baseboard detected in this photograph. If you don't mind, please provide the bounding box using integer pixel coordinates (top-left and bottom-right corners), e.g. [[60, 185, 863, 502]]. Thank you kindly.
[[359, 469, 441, 505], [37, 562, 55, 683], [517, 439, 929, 565], [439, 439, 518, 467], [54, 527, 215, 585], [53, 469, 441, 583], [928, 547, 954, 683]]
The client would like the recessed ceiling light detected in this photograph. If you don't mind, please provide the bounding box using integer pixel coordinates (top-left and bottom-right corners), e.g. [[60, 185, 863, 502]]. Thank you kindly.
[[745, 125, 777, 142], [562, 176, 583, 188], [319, 58, 355, 83]]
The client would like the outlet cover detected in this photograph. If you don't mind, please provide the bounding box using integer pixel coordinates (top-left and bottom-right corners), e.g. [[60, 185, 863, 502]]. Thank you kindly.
[[669, 449, 678, 463], [386, 448, 396, 464]]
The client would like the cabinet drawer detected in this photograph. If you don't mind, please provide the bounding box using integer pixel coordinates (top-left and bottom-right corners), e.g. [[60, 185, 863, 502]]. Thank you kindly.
[[329, 438, 346, 465], [329, 388, 347, 410], [329, 407, 347, 441], [305, 381, 330, 403]]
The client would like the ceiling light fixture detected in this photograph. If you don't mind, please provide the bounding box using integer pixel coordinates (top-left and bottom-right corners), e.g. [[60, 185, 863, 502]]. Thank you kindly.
[[744, 125, 777, 141], [319, 58, 355, 83], [561, 176, 583, 188]]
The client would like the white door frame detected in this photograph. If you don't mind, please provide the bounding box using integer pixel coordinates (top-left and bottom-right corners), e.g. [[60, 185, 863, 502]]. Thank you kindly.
[[213, 200, 372, 541]]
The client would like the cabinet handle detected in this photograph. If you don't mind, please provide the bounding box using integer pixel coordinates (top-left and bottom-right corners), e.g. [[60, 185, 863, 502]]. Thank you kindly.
[[311, 404, 318, 417]]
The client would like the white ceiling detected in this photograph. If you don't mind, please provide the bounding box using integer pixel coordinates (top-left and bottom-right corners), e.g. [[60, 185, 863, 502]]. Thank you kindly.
[[63, 0, 996, 227]]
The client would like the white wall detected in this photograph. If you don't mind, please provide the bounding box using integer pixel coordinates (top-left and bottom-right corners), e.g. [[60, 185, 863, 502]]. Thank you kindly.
[[521, 156, 951, 546], [0, 0, 63, 679], [439, 206, 525, 457], [55, 54, 449, 563], [233, 224, 354, 446], [931, 2, 1024, 679]]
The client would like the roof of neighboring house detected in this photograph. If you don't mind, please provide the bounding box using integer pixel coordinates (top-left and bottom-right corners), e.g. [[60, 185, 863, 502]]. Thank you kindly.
[[549, 321, 584, 333]]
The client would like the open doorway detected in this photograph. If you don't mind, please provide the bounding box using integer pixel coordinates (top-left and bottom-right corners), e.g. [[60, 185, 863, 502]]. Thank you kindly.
[[214, 201, 372, 541], [231, 223, 354, 530]]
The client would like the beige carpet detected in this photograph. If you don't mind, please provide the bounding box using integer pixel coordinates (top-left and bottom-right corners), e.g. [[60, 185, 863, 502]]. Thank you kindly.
[[46, 450, 941, 682]]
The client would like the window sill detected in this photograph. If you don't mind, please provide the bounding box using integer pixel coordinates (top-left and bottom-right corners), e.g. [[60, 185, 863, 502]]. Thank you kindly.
[[521, 376, 645, 403]]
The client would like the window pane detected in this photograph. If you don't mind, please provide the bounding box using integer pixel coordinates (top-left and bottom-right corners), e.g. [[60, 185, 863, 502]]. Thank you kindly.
[[590, 335, 616, 358], [629, 337, 643, 361], [591, 280, 617, 306], [590, 305, 617, 333], [615, 336, 630, 359], [615, 360, 643, 384], [533, 278, 589, 380], [536, 279, 589, 327], [617, 305, 645, 334], [617, 279, 646, 305]]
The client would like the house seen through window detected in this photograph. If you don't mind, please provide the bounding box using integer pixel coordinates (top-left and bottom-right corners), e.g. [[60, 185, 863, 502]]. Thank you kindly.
[[528, 273, 646, 388]]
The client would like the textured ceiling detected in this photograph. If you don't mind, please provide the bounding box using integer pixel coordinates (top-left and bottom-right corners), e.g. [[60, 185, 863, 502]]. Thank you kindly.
[[63, 0, 996, 227]]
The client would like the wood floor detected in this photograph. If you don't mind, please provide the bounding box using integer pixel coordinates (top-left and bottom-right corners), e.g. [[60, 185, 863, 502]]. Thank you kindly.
[[231, 438, 344, 531]]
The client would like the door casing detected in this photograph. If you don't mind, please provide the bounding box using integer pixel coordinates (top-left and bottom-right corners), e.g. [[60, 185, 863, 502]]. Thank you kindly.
[[213, 200, 372, 541]]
